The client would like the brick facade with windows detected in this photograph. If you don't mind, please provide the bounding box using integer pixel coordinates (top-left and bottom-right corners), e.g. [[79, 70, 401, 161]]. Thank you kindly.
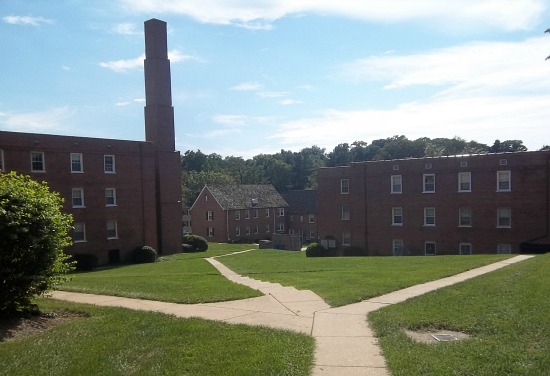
[[317, 151, 550, 255], [0, 19, 182, 264]]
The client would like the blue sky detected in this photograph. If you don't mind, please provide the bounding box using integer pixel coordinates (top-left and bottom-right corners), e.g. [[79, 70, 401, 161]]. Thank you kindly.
[[1, 0, 550, 158]]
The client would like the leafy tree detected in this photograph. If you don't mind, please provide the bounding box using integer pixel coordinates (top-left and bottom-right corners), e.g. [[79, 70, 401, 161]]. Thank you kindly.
[[182, 170, 235, 207], [327, 143, 352, 166], [0, 172, 74, 315], [490, 139, 527, 153]]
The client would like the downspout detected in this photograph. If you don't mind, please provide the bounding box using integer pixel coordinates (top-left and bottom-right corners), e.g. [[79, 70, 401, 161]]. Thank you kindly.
[[139, 143, 146, 246], [226, 210, 230, 242], [363, 163, 369, 255]]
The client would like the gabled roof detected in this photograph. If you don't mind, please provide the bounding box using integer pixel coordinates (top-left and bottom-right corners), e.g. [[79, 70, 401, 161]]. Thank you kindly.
[[207, 184, 288, 210], [281, 190, 317, 214]]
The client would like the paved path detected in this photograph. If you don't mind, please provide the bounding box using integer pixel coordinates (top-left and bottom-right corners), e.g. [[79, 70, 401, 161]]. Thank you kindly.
[[50, 254, 533, 376]]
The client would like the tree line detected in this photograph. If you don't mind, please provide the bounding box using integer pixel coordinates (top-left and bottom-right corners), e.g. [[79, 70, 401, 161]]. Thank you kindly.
[[181, 136, 548, 207]]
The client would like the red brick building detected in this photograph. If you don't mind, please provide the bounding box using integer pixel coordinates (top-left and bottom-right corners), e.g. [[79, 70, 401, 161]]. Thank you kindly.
[[281, 190, 318, 244], [190, 185, 288, 243], [317, 151, 550, 255], [0, 19, 182, 264]]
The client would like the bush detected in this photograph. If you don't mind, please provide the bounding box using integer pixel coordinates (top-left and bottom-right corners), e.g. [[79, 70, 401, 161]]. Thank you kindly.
[[342, 247, 365, 256], [305, 243, 330, 257], [0, 172, 74, 315], [132, 246, 157, 264], [182, 234, 208, 252], [72, 253, 98, 271]]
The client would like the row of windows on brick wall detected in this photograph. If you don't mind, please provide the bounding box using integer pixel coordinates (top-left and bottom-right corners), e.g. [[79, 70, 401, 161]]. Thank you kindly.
[[73, 220, 118, 243], [339, 171, 512, 195], [22, 151, 117, 173], [390, 207, 512, 228], [206, 208, 286, 221], [72, 187, 117, 208], [235, 222, 285, 235], [392, 239, 512, 256]]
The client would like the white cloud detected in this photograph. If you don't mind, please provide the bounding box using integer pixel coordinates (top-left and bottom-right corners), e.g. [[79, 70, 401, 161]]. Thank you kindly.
[[280, 99, 302, 105], [2, 15, 54, 26], [112, 22, 141, 35], [0, 107, 76, 132], [256, 91, 287, 98], [99, 50, 197, 72], [117, 0, 544, 31], [230, 82, 263, 91]]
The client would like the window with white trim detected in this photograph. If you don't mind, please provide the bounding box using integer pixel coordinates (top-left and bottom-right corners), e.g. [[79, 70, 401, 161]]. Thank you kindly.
[[392, 207, 403, 226], [265, 209, 270, 218], [458, 172, 471, 192], [497, 171, 511, 192], [235, 227, 241, 236], [245, 226, 251, 235], [70, 153, 83, 173], [342, 231, 351, 246], [207, 227, 214, 237], [105, 188, 117, 206], [207, 211, 213, 221], [235, 210, 240, 220], [391, 175, 402, 194], [72, 188, 85, 208], [73, 222, 86, 243], [254, 209, 258, 218], [497, 207, 512, 228], [460, 243, 472, 255], [107, 220, 118, 239], [254, 226, 259, 234], [309, 229, 315, 239], [340, 179, 349, 194], [424, 207, 435, 226], [497, 244, 512, 254], [309, 214, 315, 223], [265, 223, 270, 233], [277, 222, 285, 232], [425, 241, 436, 256], [392, 239, 404, 256], [278, 208, 285, 216], [459, 207, 472, 227], [341, 205, 350, 220], [423, 174, 435, 193], [31, 151, 45, 172], [104, 155, 116, 173], [245, 210, 250, 219]]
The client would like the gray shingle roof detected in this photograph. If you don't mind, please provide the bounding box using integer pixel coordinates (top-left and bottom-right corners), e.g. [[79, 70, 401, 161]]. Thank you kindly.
[[281, 190, 317, 214], [207, 185, 288, 210]]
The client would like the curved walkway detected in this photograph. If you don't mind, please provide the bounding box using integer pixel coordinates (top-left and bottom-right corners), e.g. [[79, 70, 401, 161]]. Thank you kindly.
[[50, 254, 533, 376]]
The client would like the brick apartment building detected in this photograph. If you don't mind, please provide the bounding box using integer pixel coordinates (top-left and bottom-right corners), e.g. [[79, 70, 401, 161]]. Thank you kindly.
[[0, 19, 182, 264], [190, 185, 288, 243], [281, 190, 318, 243], [317, 151, 550, 256]]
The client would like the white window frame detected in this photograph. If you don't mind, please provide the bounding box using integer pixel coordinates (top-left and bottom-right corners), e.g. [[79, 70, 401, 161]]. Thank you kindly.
[[105, 188, 117, 207], [497, 170, 511, 192], [254, 226, 259, 234], [392, 207, 403, 226], [70, 153, 83, 173], [207, 227, 214, 237], [424, 207, 436, 226], [265, 223, 270, 233], [309, 214, 315, 223], [0, 149, 4, 171], [423, 174, 435, 193], [104, 155, 116, 173], [460, 243, 472, 255], [254, 209, 258, 218], [342, 231, 351, 246], [341, 205, 350, 220], [497, 207, 512, 228], [107, 220, 118, 239], [72, 188, 85, 208], [235, 226, 241, 236], [425, 241, 436, 256], [497, 244, 512, 254], [278, 222, 285, 232], [30, 151, 45, 172], [340, 179, 349, 194], [245, 226, 251, 235], [458, 172, 471, 192], [392, 239, 404, 256], [278, 208, 285, 217], [235, 210, 240, 220], [391, 175, 402, 194], [265, 209, 270, 218], [309, 229, 315, 239], [73, 222, 86, 243], [207, 210, 214, 221], [245, 210, 250, 219], [459, 207, 472, 227]]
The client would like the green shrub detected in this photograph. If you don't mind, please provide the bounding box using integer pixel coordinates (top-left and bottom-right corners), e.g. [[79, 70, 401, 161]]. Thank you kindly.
[[343, 247, 365, 256], [182, 234, 208, 252], [305, 243, 330, 257], [132, 246, 157, 264], [0, 172, 74, 315], [72, 254, 98, 271]]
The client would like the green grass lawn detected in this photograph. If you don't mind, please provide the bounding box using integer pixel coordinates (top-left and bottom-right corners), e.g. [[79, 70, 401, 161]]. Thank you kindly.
[[369, 253, 550, 376], [59, 243, 261, 303], [0, 298, 314, 376], [220, 250, 513, 306]]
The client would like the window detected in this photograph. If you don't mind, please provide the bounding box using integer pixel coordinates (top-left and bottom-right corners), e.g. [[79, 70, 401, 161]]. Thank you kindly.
[[309, 214, 315, 223], [341, 205, 350, 220], [207, 227, 214, 237], [460, 161, 468, 168], [207, 211, 214, 221], [393, 164, 399, 171], [105, 188, 117, 206], [70, 153, 83, 173], [309, 229, 315, 239], [104, 155, 116, 173], [497, 244, 512, 254], [72, 188, 85, 208], [245, 226, 251, 235], [340, 179, 349, 194], [458, 172, 471, 192], [31, 151, 45, 172], [391, 175, 402, 194], [392, 207, 403, 226], [235, 227, 241, 236], [424, 207, 435, 226], [425, 162, 433, 170], [254, 226, 259, 234], [107, 220, 118, 239], [499, 158, 508, 166], [425, 242, 436, 256], [265, 209, 270, 218], [245, 210, 250, 219], [459, 207, 472, 227], [497, 171, 511, 192], [254, 209, 258, 218], [278, 208, 285, 217], [460, 243, 472, 255], [277, 222, 285, 232], [235, 210, 240, 220], [289, 229, 295, 235], [266, 223, 270, 233], [423, 174, 435, 193], [497, 207, 512, 228], [392, 239, 404, 256], [342, 231, 351, 246], [0, 150, 4, 171], [73, 222, 86, 243]]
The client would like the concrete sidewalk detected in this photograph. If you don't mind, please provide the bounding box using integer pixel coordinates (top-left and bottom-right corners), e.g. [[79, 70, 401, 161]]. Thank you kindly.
[[50, 254, 534, 376]]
